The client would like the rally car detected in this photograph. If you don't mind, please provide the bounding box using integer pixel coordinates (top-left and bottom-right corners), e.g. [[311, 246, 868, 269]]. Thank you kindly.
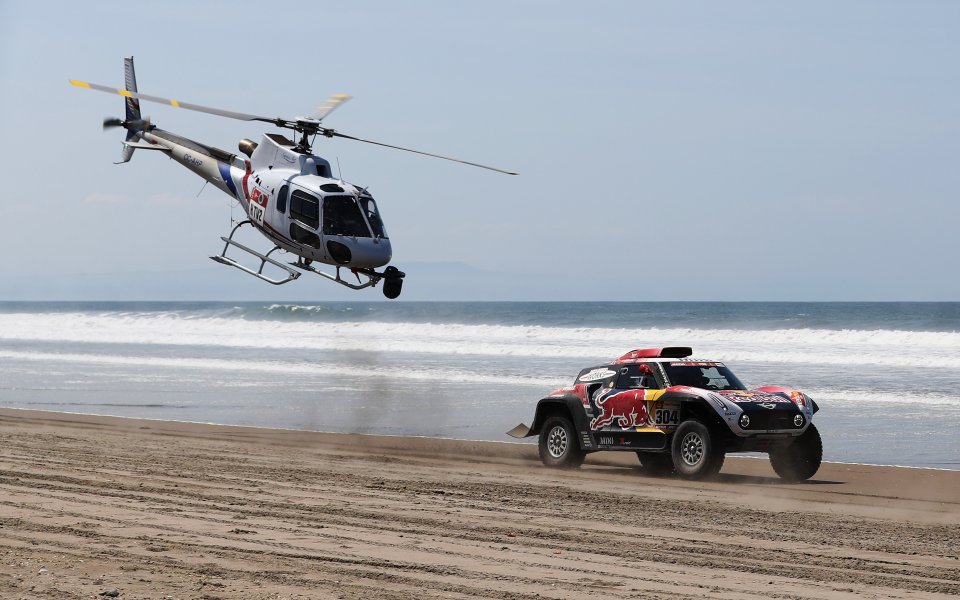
[[508, 347, 822, 481]]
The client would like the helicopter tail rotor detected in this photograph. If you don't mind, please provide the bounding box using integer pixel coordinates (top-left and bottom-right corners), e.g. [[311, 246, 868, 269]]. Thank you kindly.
[[102, 115, 145, 163], [98, 57, 149, 163], [103, 115, 140, 163], [95, 56, 150, 164]]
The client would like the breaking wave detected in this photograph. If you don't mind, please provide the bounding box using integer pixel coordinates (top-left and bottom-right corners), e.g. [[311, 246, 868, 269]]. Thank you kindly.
[[0, 349, 565, 388], [0, 311, 958, 369]]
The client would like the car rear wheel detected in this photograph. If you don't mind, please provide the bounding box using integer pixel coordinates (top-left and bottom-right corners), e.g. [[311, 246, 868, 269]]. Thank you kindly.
[[538, 416, 585, 468], [636, 451, 674, 476], [769, 423, 822, 482], [671, 419, 725, 480]]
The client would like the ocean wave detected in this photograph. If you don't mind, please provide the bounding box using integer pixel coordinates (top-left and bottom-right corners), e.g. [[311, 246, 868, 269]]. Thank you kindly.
[[800, 387, 960, 407], [0, 350, 566, 388], [3, 349, 957, 408], [1, 313, 959, 369]]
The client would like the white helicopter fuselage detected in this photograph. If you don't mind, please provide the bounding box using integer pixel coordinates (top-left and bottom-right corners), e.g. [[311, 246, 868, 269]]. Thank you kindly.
[[138, 128, 392, 270], [72, 55, 512, 296]]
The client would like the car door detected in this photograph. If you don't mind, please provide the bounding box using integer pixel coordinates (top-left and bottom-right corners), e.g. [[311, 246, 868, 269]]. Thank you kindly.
[[591, 365, 651, 432], [642, 363, 681, 430]]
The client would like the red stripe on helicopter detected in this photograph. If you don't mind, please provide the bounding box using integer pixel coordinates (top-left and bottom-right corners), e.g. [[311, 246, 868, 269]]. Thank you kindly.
[[241, 160, 252, 200]]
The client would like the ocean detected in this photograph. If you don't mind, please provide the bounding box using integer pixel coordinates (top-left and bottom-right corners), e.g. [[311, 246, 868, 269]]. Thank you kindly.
[[1, 301, 958, 469]]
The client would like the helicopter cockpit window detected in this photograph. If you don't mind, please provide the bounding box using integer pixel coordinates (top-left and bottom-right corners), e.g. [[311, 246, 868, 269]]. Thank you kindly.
[[322, 195, 370, 238], [361, 197, 387, 239], [290, 190, 319, 229], [277, 185, 288, 214]]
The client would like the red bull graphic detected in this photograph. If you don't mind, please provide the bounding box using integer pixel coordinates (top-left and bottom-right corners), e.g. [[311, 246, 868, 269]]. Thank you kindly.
[[591, 389, 650, 429]]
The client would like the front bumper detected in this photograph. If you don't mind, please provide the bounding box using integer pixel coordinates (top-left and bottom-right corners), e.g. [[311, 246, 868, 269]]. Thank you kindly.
[[710, 393, 814, 437]]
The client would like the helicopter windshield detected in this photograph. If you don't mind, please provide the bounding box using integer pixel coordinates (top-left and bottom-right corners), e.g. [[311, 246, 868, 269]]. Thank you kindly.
[[322, 195, 372, 238], [361, 197, 388, 239]]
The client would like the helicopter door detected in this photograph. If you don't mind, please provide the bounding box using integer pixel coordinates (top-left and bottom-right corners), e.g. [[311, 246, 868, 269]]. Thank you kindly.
[[288, 188, 323, 249], [272, 185, 289, 230]]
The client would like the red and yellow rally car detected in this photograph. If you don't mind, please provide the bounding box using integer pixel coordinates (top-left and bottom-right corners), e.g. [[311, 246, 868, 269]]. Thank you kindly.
[[508, 347, 822, 481]]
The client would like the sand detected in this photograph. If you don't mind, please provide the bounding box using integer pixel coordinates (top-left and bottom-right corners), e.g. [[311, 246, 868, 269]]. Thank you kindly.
[[0, 408, 958, 599]]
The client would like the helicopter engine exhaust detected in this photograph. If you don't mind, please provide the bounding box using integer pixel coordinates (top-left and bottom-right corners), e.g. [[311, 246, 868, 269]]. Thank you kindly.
[[238, 138, 258, 158]]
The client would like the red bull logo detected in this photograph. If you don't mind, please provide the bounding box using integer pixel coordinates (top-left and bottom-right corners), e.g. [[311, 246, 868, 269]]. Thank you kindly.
[[591, 389, 650, 429]]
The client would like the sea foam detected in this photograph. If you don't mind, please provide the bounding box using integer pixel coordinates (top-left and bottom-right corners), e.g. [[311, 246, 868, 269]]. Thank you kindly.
[[1, 312, 958, 369]]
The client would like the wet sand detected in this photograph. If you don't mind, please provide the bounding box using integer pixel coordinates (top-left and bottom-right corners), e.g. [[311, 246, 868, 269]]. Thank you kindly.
[[0, 408, 958, 599]]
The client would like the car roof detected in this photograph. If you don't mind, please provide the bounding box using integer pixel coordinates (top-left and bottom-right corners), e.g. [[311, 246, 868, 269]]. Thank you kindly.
[[613, 347, 693, 364], [606, 357, 725, 365]]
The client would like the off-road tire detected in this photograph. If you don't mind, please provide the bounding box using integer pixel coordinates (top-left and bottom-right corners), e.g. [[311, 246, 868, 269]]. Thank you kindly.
[[671, 419, 725, 480], [636, 451, 675, 476], [538, 416, 585, 468], [769, 423, 822, 482]]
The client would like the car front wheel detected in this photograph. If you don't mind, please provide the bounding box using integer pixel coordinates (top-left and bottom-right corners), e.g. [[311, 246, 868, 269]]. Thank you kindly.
[[671, 419, 725, 480], [769, 423, 822, 482], [538, 416, 585, 468]]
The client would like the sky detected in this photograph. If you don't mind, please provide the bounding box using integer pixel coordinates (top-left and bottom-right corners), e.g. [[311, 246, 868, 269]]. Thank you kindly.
[[1, 1, 958, 301]]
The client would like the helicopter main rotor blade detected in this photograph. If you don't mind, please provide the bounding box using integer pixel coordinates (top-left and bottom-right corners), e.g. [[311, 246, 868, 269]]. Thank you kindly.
[[71, 79, 516, 175], [307, 94, 353, 121], [70, 80, 287, 127], [326, 130, 517, 175]]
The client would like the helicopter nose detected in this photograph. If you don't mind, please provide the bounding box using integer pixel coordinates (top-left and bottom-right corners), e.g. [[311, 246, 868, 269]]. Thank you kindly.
[[332, 237, 392, 268]]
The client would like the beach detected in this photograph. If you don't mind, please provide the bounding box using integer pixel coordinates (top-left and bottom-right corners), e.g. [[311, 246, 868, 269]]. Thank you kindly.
[[1, 409, 957, 599]]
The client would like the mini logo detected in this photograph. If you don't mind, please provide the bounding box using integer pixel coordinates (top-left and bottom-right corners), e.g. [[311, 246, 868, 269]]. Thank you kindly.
[[578, 368, 615, 383], [759, 402, 777, 409]]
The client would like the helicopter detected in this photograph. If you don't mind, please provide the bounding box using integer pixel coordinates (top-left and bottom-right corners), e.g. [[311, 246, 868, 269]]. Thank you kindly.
[[70, 57, 515, 299]]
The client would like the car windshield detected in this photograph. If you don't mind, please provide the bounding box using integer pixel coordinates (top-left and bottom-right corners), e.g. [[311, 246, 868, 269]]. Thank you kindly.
[[662, 362, 746, 391]]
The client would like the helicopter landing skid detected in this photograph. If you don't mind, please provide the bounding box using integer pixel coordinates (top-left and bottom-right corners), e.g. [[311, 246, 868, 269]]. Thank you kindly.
[[292, 261, 379, 291], [292, 262, 406, 298], [210, 221, 301, 285]]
